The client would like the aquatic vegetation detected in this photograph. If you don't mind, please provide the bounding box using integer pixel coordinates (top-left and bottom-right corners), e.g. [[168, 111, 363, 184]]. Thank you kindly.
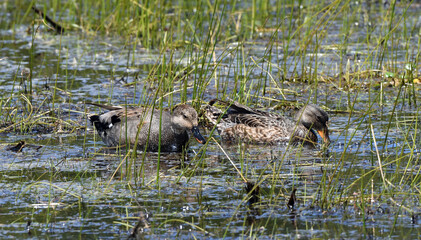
[[0, 0, 420, 238]]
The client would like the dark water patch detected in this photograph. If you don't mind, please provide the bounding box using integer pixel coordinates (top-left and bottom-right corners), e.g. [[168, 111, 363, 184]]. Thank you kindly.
[[0, 1, 420, 239]]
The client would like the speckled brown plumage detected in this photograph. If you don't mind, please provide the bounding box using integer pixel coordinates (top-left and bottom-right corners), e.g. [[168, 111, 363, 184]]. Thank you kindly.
[[204, 99, 330, 145]]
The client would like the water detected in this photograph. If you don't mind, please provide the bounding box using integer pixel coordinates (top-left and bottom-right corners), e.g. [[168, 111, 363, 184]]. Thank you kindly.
[[0, 1, 420, 239]]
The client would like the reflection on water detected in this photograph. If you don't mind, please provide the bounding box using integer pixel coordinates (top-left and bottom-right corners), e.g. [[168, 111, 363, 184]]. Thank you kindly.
[[0, 1, 420, 239]]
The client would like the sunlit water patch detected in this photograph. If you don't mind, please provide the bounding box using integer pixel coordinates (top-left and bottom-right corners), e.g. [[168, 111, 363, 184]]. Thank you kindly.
[[0, 1, 420, 239]]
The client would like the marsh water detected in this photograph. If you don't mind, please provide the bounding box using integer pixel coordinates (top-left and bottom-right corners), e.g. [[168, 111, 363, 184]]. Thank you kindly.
[[1, 1, 421, 239]]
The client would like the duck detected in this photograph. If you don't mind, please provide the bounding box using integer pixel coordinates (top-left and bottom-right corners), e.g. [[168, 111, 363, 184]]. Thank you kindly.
[[203, 99, 330, 145], [88, 103, 206, 152]]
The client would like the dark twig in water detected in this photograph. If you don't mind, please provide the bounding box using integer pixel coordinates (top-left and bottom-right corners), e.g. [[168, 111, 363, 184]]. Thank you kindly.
[[26, 220, 32, 235], [129, 211, 150, 238], [246, 181, 260, 205], [32, 6, 65, 34], [7, 141, 26, 153], [287, 188, 297, 209]]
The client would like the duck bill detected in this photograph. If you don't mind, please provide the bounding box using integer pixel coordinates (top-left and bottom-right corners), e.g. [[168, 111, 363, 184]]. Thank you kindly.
[[191, 126, 206, 144], [317, 128, 330, 145]]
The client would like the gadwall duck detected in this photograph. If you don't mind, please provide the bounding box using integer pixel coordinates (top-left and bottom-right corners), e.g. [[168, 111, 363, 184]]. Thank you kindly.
[[204, 99, 330, 145], [89, 103, 206, 152]]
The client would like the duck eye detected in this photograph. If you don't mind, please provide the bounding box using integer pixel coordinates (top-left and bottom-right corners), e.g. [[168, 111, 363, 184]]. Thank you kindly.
[[182, 114, 188, 119]]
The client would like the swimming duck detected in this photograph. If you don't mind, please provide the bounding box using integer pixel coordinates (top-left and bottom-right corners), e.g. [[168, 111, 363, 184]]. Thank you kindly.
[[89, 103, 206, 152], [204, 99, 330, 145]]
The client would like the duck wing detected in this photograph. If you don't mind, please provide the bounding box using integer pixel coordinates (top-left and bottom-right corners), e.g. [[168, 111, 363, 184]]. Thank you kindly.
[[210, 98, 260, 115], [232, 113, 290, 128], [209, 99, 291, 128]]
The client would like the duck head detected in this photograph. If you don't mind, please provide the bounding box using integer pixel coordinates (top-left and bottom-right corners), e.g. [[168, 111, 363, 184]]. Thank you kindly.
[[172, 104, 206, 144], [296, 104, 330, 145]]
